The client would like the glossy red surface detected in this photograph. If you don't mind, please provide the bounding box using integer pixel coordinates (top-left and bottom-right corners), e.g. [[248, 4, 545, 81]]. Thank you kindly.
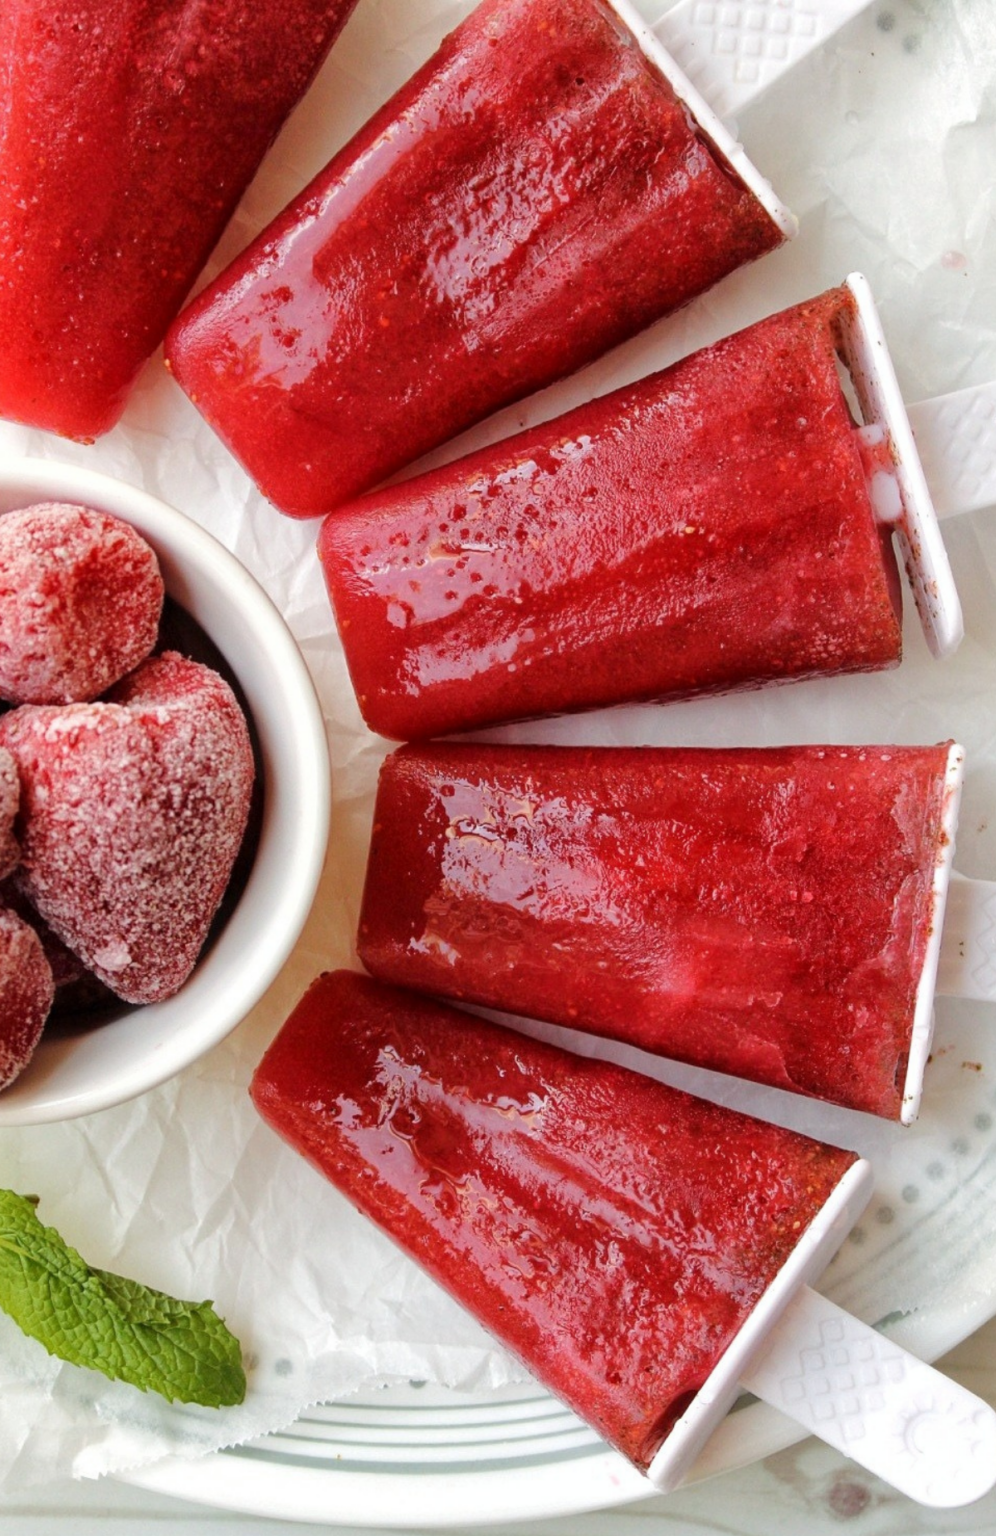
[[319, 287, 902, 738], [0, 0, 358, 439], [358, 742, 955, 1119], [251, 969, 857, 1469], [166, 0, 783, 516]]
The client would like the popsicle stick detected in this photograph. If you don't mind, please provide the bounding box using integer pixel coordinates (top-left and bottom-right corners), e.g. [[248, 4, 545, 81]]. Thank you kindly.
[[739, 1286, 996, 1507], [837, 273, 964, 661], [898, 743, 964, 1126], [907, 382, 996, 521], [649, 1161, 996, 1505], [936, 874, 996, 1004], [648, 0, 874, 122]]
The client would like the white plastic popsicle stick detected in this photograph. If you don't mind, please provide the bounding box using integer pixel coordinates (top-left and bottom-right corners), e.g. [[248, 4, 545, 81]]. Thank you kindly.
[[936, 873, 996, 1004], [739, 1287, 996, 1507], [907, 381, 996, 521], [837, 273, 964, 660], [647, 1160, 996, 1506], [897, 741, 964, 1126], [648, 0, 874, 122]]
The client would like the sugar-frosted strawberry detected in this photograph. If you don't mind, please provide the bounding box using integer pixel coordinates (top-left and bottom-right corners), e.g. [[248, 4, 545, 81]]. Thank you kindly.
[[0, 502, 164, 705], [0, 744, 18, 878], [1, 874, 87, 988], [0, 653, 254, 1004], [0, 904, 54, 1089]]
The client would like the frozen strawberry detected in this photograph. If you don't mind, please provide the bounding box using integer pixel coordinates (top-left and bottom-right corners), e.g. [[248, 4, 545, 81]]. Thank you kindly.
[[0, 904, 54, 1089], [0, 745, 18, 878], [1, 874, 87, 988], [0, 502, 164, 705], [0, 652, 255, 1004]]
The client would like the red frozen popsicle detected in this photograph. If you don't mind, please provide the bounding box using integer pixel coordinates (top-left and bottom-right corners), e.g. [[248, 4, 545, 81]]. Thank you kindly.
[[357, 741, 959, 1120], [0, 0, 360, 440], [165, 0, 785, 516], [318, 286, 902, 738], [250, 968, 860, 1472]]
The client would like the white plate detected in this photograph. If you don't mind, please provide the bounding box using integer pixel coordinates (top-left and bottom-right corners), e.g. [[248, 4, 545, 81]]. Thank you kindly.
[[3, 0, 996, 1526]]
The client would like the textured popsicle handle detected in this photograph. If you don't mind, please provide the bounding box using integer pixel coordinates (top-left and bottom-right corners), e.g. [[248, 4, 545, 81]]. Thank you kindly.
[[907, 382, 996, 521], [649, 0, 872, 120], [936, 874, 996, 1003], [740, 1285, 996, 1507]]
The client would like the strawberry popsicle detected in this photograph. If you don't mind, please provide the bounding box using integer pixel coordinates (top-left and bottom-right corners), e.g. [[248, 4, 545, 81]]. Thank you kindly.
[[357, 741, 961, 1120], [319, 286, 904, 739], [0, 0, 360, 440], [165, 0, 787, 516], [250, 969, 863, 1474]]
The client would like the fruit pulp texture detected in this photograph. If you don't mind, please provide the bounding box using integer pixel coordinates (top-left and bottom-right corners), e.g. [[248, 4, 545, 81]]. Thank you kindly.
[[251, 969, 858, 1470], [0, 0, 359, 439], [166, 0, 784, 516], [358, 742, 955, 1120], [318, 287, 902, 739]]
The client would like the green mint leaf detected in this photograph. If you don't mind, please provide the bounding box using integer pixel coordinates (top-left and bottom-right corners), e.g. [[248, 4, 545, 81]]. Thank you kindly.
[[0, 1189, 246, 1407]]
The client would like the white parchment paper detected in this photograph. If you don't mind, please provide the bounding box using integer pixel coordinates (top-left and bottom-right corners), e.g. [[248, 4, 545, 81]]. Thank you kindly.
[[0, 0, 995, 1493]]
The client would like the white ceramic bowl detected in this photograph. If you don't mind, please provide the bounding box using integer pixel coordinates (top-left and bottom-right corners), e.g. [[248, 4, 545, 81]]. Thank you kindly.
[[0, 458, 331, 1125]]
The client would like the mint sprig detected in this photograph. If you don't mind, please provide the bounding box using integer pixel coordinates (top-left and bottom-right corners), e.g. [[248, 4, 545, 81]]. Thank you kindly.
[[0, 1190, 246, 1407]]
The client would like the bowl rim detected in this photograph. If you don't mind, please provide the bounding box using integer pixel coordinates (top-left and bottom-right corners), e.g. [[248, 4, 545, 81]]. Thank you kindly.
[[0, 455, 331, 1125]]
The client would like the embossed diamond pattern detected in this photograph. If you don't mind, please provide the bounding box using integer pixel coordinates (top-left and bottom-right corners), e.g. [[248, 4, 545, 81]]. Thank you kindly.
[[742, 1287, 996, 1506], [649, 0, 872, 119], [775, 1313, 907, 1443]]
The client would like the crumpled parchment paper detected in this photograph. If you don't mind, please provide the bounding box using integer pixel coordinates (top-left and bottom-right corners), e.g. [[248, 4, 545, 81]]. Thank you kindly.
[[0, 0, 995, 1493]]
